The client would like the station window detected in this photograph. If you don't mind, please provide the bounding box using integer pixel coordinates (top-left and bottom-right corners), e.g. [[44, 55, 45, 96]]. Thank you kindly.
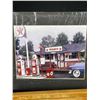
[[45, 54, 53, 60], [69, 52, 78, 59]]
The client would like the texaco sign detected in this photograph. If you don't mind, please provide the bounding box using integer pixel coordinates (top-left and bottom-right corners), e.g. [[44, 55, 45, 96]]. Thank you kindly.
[[15, 26, 26, 38]]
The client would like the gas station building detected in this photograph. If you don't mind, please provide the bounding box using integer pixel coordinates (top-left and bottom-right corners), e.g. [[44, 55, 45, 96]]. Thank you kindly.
[[35, 43, 86, 69]]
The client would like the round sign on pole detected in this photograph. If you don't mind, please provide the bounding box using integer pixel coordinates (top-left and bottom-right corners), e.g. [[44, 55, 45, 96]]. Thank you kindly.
[[15, 26, 26, 38]]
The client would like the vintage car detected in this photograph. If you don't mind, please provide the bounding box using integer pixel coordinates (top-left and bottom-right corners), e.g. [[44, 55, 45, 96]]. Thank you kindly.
[[67, 62, 85, 78]]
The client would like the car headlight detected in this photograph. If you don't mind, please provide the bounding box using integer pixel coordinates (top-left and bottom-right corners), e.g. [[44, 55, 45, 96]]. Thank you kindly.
[[68, 70, 72, 74]]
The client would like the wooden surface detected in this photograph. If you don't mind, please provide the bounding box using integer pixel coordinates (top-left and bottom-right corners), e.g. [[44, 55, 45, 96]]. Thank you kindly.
[[13, 89, 87, 100]]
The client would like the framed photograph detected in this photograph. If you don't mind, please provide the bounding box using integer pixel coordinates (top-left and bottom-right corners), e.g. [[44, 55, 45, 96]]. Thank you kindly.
[[13, 1, 87, 91]]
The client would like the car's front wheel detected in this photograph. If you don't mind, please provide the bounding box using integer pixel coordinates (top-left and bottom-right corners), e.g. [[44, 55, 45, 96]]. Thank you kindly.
[[73, 70, 81, 78]]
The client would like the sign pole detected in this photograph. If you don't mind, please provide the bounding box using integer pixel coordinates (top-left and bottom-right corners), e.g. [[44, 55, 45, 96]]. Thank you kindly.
[[25, 38, 30, 68], [15, 26, 30, 75], [24, 26, 30, 68]]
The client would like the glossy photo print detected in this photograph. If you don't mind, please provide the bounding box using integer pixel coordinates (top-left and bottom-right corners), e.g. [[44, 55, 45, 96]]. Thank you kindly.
[[13, 12, 86, 79], [14, 25, 86, 79], [13, 1, 87, 91]]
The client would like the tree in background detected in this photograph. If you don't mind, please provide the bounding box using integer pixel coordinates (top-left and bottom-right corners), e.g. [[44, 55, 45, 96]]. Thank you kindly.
[[73, 32, 85, 43], [16, 38, 20, 50], [56, 32, 68, 46], [16, 38, 20, 55], [19, 45, 26, 56], [27, 41, 34, 52], [40, 35, 56, 47], [19, 40, 34, 59]]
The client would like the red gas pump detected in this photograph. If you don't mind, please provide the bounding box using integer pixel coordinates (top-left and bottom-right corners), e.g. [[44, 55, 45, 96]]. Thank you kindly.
[[17, 61, 22, 76], [46, 68, 54, 78], [31, 60, 37, 75], [17, 59, 25, 76]]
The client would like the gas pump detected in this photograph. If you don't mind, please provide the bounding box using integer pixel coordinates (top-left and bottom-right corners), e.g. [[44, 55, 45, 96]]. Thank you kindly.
[[31, 59, 37, 75], [17, 61, 22, 76], [32, 54, 40, 76], [16, 56, 25, 76]]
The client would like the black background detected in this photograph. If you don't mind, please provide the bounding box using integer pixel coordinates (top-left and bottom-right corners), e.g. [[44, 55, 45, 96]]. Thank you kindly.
[[13, 1, 87, 12]]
